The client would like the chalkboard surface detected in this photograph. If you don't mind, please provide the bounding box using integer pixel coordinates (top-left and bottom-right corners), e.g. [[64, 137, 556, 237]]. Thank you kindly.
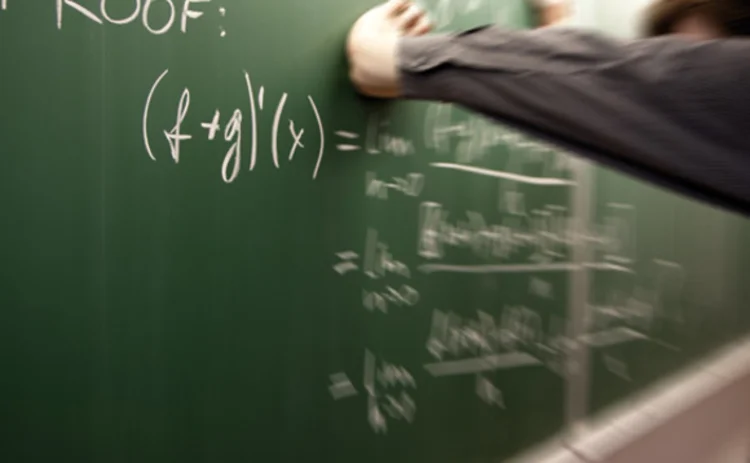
[[1, 1, 748, 462]]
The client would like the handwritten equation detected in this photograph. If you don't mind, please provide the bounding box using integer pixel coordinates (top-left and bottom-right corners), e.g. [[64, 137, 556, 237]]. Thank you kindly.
[[334, 229, 420, 315], [325, 98, 689, 434], [327, 305, 566, 434], [329, 350, 417, 434], [328, 278, 687, 435], [417, 201, 638, 271], [143, 69, 325, 183]]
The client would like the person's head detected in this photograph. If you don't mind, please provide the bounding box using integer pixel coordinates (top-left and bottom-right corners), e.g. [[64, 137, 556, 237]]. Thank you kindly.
[[642, 0, 750, 39]]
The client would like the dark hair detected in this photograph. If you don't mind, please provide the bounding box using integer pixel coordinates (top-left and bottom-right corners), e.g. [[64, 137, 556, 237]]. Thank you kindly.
[[642, 0, 721, 36], [719, 0, 750, 35], [642, 0, 750, 37]]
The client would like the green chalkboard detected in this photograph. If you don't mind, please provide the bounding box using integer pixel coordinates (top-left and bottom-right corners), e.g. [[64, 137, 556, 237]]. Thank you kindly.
[[585, 156, 750, 416], [1, 1, 749, 463]]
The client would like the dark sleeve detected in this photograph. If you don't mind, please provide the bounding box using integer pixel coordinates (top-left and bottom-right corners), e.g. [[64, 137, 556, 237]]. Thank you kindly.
[[397, 26, 750, 216]]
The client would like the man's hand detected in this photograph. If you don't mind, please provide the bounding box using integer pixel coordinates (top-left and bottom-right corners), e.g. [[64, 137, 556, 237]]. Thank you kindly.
[[346, 0, 433, 98], [532, 0, 572, 28]]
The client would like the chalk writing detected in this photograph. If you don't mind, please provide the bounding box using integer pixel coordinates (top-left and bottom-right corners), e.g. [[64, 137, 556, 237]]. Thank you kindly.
[[56, 0, 223, 36], [416, 200, 642, 272], [476, 375, 506, 408], [364, 229, 410, 280], [364, 113, 416, 157], [417, 202, 573, 263], [424, 103, 575, 182], [603, 354, 632, 382], [329, 350, 416, 434], [143, 69, 325, 182], [363, 285, 420, 314], [335, 227, 418, 314], [366, 172, 424, 200], [426, 307, 544, 362], [597, 203, 637, 265], [530, 277, 554, 299], [333, 251, 359, 276]]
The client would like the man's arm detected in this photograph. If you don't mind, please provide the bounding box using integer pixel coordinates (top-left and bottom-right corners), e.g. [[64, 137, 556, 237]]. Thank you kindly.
[[347, 1, 750, 215], [346, 0, 569, 97]]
